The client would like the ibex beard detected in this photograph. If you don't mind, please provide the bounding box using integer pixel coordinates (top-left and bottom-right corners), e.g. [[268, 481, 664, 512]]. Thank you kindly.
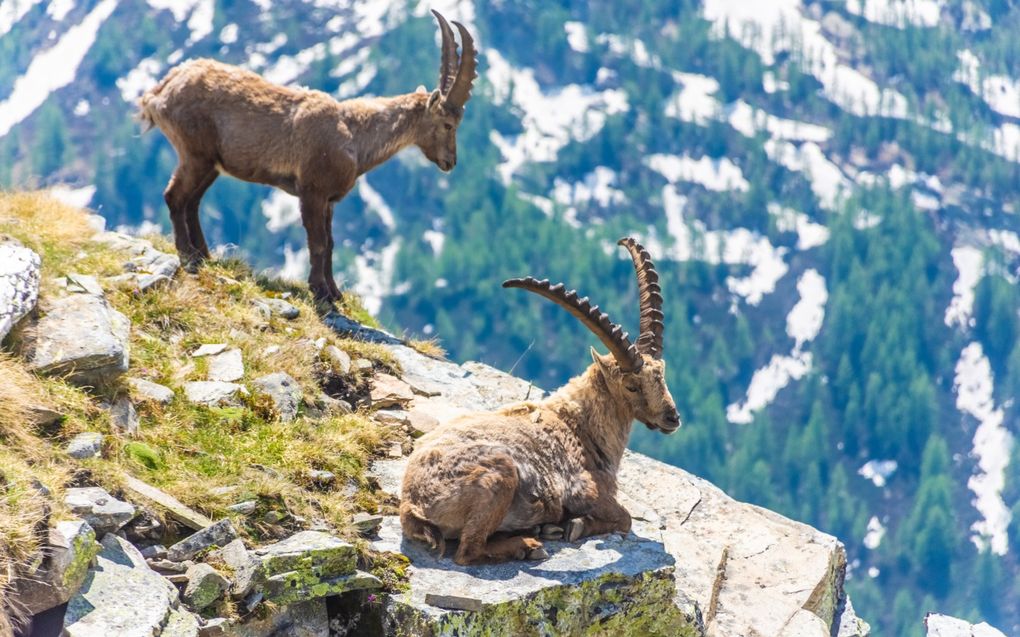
[[139, 11, 476, 305], [400, 238, 682, 565]]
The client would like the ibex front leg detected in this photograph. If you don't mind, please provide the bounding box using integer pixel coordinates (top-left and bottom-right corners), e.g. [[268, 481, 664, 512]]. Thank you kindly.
[[566, 495, 632, 542], [299, 193, 339, 304]]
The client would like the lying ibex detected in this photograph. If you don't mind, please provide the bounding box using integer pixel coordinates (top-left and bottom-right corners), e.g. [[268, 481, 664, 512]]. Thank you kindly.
[[401, 238, 681, 565], [140, 11, 476, 303]]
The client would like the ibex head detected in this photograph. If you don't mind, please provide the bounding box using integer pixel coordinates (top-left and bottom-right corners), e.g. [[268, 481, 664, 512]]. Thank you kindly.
[[418, 10, 477, 172], [503, 238, 682, 434]]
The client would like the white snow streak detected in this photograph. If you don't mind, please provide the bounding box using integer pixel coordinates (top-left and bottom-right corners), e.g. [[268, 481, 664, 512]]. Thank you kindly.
[[261, 190, 301, 233], [846, 0, 943, 28], [945, 246, 983, 329], [117, 57, 162, 103], [48, 184, 95, 209], [726, 100, 832, 143], [768, 204, 830, 250], [858, 459, 898, 487], [863, 516, 886, 549], [646, 154, 749, 192], [564, 21, 589, 53], [765, 140, 850, 209], [358, 178, 395, 230], [954, 342, 1013, 555], [0, 0, 45, 37], [353, 240, 401, 316], [664, 72, 720, 125], [727, 269, 827, 424], [955, 49, 1020, 120], [0, 0, 118, 138]]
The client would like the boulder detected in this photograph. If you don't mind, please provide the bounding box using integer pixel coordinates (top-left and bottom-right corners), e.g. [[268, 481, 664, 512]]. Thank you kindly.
[[192, 343, 228, 357], [106, 396, 139, 434], [324, 311, 402, 344], [65, 487, 136, 534], [168, 519, 239, 562], [925, 613, 1007, 637], [184, 381, 247, 406], [253, 530, 381, 605], [66, 432, 104, 459], [223, 599, 329, 637], [14, 279, 130, 386], [121, 474, 213, 531], [253, 372, 303, 421], [254, 297, 300, 319], [208, 539, 260, 599], [164, 607, 201, 637], [0, 237, 40, 342], [207, 348, 244, 382], [183, 563, 230, 611], [324, 344, 352, 375], [10, 519, 98, 615], [63, 534, 181, 637], [128, 377, 175, 404], [371, 516, 695, 636], [93, 231, 180, 293], [369, 373, 414, 408]]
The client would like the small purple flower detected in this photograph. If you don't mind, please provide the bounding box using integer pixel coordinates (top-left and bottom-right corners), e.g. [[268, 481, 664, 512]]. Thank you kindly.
[[367, 594, 377, 603]]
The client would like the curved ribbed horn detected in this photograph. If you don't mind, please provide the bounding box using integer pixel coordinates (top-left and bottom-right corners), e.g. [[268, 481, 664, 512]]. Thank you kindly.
[[432, 10, 458, 95], [444, 21, 477, 108], [503, 277, 644, 372], [618, 237, 664, 359]]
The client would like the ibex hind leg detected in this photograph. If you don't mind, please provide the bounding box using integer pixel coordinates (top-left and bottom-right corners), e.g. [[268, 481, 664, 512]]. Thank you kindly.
[[183, 167, 218, 262], [453, 456, 546, 565]]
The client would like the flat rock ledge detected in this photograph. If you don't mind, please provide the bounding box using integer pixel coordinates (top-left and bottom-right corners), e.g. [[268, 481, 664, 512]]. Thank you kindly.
[[353, 326, 868, 637], [372, 516, 698, 636]]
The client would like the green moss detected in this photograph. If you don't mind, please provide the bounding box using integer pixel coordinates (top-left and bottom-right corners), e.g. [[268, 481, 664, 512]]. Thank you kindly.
[[123, 442, 163, 471]]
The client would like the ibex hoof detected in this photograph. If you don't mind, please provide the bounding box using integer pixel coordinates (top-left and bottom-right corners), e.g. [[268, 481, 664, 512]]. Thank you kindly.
[[527, 547, 550, 560], [565, 518, 584, 542]]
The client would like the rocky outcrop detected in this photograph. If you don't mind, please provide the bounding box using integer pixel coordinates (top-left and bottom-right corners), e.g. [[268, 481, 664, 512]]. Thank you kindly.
[[0, 237, 40, 342], [94, 230, 180, 292], [10, 519, 98, 615], [63, 534, 188, 637], [252, 372, 302, 421], [365, 337, 866, 637], [64, 487, 136, 535], [925, 613, 1007, 637], [12, 275, 129, 385]]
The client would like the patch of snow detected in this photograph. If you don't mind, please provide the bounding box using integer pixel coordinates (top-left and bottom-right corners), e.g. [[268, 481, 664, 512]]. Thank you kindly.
[[564, 21, 588, 53], [0, 0, 44, 37], [863, 516, 885, 549], [47, 0, 75, 21], [219, 23, 238, 45], [867, 566, 880, 578], [762, 70, 789, 94], [858, 459, 898, 487], [726, 100, 832, 143], [954, 341, 1013, 555], [353, 239, 401, 316], [279, 243, 309, 281], [853, 210, 882, 230], [646, 153, 749, 192], [48, 184, 95, 209], [955, 49, 1020, 120], [146, 0, 213, 45], [765, 140, 850, 209], [664, 72, 720, 125], [422, 230, 444, 256], [116, 57, 162, 103], [961, 0, 991, 31], [517, 192, 555, 217], [945, 246, 983, 330], [336, 63, 377, 99], [768, 204, 830, 250], [727, 269, 827, 423], [72, 99, 90, 116], [412, 0, 473, 32], [786, 269, 827, 347], [703, 0, 910, 118], [551, 167, 627, 210], [358, 178, 395, 230], [596, 33, 660, 69], [0, 0, 118, 138], [261, 190, 301, 233], [846, 0, 944, 28], [486, 49, 628, 183]]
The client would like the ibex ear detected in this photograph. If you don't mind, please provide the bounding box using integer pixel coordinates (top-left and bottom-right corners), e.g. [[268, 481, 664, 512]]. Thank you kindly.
[[416, 85, 427, 94], [590, 347, 615, 377], [427, 89, 443, 111]]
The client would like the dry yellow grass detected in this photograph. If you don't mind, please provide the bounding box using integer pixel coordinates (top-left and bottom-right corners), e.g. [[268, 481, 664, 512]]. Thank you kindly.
[[0, 191, 403, 624]]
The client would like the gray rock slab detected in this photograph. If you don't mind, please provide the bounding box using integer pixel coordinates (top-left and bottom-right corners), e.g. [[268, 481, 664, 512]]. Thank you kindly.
[[14, 289, 130, 386], [65, 487, 136, 534], [0, 237, 40, 342], [121, 474, 213, 531], [184, 381, 247, 406], [370, 373, 414, 408], [66, 432, 104, 459], [323, 312, 402, 344], [63, 534, 180, 637], [254, 297, 299, 319], [925, 613, 1007, 637], [10, 519, 98, 615], [164, 607, 201, 637], [207, 348, 244, 382], [253, 372, 302, 421], [252, 531, 378, 605], [372, 516, 693, 636], [184, 563, 230, 611], [208, 539, 260, 599], [107, 396, 139, 434], [128, 377, 174, 404], [192, 343, 228, 357], [168, 519, 239, 562], [324, 345, 352, 375]]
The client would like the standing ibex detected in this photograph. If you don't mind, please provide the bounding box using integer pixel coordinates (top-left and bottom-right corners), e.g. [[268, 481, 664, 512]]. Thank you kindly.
[[401, 238, 681, 565], [140, 11, 476, 303]]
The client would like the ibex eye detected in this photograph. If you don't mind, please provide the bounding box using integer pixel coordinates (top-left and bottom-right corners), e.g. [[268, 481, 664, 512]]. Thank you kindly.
[[626, 385, 639, 393], [444, 123, 453, 131]]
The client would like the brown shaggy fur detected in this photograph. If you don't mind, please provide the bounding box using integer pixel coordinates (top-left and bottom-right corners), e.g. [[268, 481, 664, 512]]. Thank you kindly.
[[401, 347, 681, 565], [140, 48, 469, 303]]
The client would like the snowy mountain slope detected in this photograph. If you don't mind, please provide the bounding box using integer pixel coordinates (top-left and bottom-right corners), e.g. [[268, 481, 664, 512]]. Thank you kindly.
[[2, 0, 1020, 633]]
